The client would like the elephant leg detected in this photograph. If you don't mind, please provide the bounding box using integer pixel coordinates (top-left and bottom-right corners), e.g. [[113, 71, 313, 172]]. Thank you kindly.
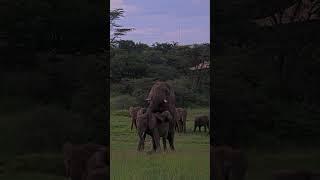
[[137, 138, 143, 151], [152, 129, 161, 152], [167, 133, 175, 151], [184, 121, 186, 133], [204, 126, 207, 132], [194, 125, 196, 132], [163, 137, 167, 151], [142, 133, 147, 150], [137, 131, 146, 151], [199, 126, 201, 132], [134, 119, 137, 129], [152, 138, 157, 151]]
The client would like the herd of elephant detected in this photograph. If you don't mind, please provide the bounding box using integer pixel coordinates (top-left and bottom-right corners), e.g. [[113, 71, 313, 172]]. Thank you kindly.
[[61, 81, 319, 180], [127, 81, 209, 152], [129, 106, 210, 133]]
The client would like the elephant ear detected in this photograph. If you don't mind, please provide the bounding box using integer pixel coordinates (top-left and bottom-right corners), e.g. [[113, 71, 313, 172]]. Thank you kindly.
[[148, 113, 157, 129]]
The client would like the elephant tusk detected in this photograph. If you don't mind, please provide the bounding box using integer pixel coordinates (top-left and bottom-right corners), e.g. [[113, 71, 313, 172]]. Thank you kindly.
[[145, 98, 151, 101], [163, 99, 168, 103]]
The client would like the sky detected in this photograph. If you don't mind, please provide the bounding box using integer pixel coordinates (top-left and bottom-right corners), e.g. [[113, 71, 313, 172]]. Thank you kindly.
[[110, 0, 210, 45]]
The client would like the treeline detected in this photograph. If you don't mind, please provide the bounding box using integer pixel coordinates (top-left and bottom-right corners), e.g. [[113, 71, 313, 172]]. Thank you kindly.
[[110, 40, 210, 108]]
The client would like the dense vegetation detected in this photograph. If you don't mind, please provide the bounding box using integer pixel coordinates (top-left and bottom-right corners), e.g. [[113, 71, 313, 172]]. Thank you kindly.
[[110, 40, 210, 108]]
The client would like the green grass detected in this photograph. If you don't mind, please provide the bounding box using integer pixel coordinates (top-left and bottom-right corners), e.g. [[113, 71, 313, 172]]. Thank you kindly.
[[110, 107, 210, 180], [1, 105, 320, 180]]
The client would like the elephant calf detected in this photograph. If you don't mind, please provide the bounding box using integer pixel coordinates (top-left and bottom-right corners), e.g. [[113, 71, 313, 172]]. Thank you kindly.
[[194, 115, 209, 132], [136, 108, 173, 152], [176, 107, 187, 133], [212, 146, 248, 180], [129, 106, 141, 130]]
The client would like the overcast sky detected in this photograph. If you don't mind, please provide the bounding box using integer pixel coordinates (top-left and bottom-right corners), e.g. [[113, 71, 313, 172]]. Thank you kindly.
[[111, 0, 210, 45]]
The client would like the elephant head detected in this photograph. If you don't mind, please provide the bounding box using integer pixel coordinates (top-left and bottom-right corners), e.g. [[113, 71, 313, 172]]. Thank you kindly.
[[145, 81, 175, 113], [145, 81, 176, 128]]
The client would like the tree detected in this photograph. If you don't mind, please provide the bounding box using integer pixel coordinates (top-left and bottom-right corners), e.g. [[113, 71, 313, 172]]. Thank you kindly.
[[110, 8, 134, 46]]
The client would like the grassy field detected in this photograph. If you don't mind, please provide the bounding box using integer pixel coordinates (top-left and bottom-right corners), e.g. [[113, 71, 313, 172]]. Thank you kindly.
[[110, 107, 210, 180], [0, 106, 319, 180]]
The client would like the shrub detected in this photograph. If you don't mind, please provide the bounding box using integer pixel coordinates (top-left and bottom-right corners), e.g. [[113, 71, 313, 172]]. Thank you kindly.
[[110, 95, 138, 110]]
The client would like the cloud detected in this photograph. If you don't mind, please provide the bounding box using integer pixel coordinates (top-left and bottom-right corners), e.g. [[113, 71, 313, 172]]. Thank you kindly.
[[110, 0, 140, 15]]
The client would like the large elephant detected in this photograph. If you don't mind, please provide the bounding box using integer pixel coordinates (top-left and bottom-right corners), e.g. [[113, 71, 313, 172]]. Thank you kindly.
[[136, 108, 173, 152], [145, 81, 177, 151], [128, 106, 141, 130], [175, 107, 187, 133], [62, 142, 107, 180], [212, 146, 248, 180]]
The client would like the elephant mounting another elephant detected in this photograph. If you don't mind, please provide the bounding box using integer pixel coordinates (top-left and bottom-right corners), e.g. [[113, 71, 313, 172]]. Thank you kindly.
[[175, 107, 187, 133], [136, 108, 174, 152], [140, 81, 177, 152]]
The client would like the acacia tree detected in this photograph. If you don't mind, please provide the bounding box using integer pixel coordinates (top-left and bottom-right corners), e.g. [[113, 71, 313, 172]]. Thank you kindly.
[[110, 8, 134, 46]]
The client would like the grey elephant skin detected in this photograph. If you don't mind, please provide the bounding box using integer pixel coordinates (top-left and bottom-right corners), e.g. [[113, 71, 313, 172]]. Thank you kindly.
[[176, 107, 187, 133], [194, 115, 209, 132], [128, 106, 141, 130], [145, 81, 177, 151], [136, 108, 173, 151]]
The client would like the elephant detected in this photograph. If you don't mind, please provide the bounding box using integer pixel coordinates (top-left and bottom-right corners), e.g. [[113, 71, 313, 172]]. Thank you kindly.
[[175, 107, 187, 133], [272, 169, 320, 180], [62, 142, 107, 180], [194, 115, 209, 132], [212, 146, 248, 180], [136, 108, 174, 152], [145, 81, 177, 151], [128, 106, 141, 130], [85, 148, 108, 180]]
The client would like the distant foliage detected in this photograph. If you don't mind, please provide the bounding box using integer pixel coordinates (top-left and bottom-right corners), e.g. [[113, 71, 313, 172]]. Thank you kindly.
[[110, 41, 210, 108]]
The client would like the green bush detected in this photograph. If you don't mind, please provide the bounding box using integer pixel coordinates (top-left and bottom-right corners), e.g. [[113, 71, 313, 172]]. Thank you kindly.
[[110, 95, 138, 110]]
